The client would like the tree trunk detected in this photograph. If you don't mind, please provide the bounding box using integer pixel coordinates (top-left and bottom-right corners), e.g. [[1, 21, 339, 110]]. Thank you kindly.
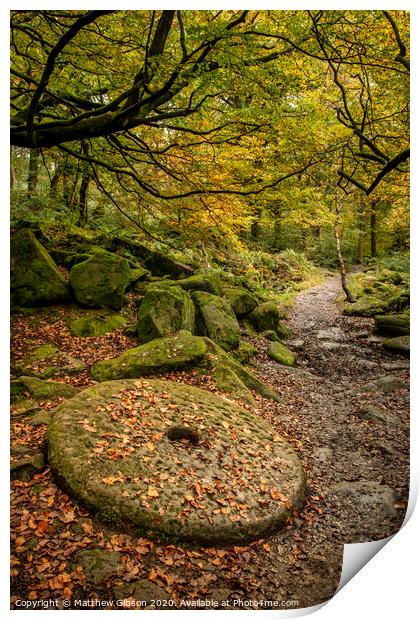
[[356, 198, 365, 264], [78, 175, 90, 225], [250, 207, 262, 239], [27, 148, 40, 199], [370, 200, 377, 258], [10, 146, 16, 190], [334, 197, 355, 303], [49, 166, 62, 198]]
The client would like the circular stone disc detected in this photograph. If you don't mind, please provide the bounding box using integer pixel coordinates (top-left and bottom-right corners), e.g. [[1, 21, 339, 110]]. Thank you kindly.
[[47, 379, 306, 546]]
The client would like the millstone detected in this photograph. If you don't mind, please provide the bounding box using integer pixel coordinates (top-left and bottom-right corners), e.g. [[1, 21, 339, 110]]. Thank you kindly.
[[46, 379, 306, 546]]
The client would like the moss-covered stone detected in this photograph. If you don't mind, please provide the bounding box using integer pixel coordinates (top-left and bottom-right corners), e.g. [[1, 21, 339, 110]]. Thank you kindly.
[[69, 311, 127, 337], [221, 287, 258, 318], [11, 229, 70, 307], [343, 295, 387, 317], [232, 341, 257, 365], [192, 291, 240, 351], [107, 237, 194, 279], [129, 267, 150, 288], [90, 332, 207, 381], [73, 549, 121, 585], [69, 251, 131, 310], [261, 330, 280, 342], [176, 273, 222, 296], [374, 314, 410, 336], [113, 580, 171, 605], [202, 338, 282, 403], [348, 375, 406, 394], [247, 301, 281, 333], [383, 335, 410, 356], [214, 365, 256, 406], [17, 346, 87, 379], [46, 378, 306, 545], [10, 451, 45, 481], [137, 285, 195, 343], [11, 376, 79, 402], [268, 341, 296, 366]]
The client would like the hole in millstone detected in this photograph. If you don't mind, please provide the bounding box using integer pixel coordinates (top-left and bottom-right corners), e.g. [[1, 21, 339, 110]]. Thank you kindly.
[[166, 425, 200, 446]]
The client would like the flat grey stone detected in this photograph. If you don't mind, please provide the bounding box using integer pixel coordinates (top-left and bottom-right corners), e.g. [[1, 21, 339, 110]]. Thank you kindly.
[[356, 405, 400, 426], [113, 580, 171, 606], [74, 549, 121, 585], [317, 327, 345, 340]]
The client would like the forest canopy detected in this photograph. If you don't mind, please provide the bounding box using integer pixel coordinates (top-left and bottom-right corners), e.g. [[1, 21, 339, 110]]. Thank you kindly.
[[10, 9, 409, 261]]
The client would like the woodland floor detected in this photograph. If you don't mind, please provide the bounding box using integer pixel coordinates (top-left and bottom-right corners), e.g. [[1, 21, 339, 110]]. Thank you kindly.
[[10, 276, 410, 610]]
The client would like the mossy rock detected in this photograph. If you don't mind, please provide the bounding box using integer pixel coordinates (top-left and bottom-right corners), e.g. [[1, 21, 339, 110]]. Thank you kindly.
[[46, 378, 306, 546], [69, 311, 127, 337], [221, 287, 258, 318], [73, 549, 121, 585], [374, 314, 410, 336], [261, 330, 280, 342], [113, 579, 172, 605], [27, 343, 59, 363], [107, 237, 194, 279], [247, 301, 281, 333], [11, 450, 45, 481], [11, 376, 79, 402], [202, 338, 282, 403], [11, 229, 71, 307], [90, 332, 207, 381], [137, 285, 195, 343], [214, 365, 256, 406], [69, 251, 131, 310], [232, 341, 257, 365], [17, 346, 87, 379], [128, 267, 150, 289], [268, 342, 296, 367], [176, 273, 222, 296], [192, 291, 240, 351], [383, 335, 410, 356], [342, 296, 387, 317], [50, 249, 92, 269]]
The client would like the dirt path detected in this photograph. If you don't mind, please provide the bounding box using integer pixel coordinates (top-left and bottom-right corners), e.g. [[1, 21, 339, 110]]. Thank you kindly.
[[246, 275, 410, 605]]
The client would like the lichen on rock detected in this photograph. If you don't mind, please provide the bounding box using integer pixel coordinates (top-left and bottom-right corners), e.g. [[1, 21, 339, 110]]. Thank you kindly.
[[192, 291, 240, 351], [137, 285, 195, 343], [46, 378, 306, 545], [69, 251, 130, 310]]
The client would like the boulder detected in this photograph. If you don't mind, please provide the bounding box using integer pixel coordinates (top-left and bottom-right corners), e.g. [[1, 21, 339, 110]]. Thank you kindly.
[[11, 376, 79, 402], [69, 251, 131, 310], [356, 405, 400, 426], [232, 341, 257, 365], [69, 311, 127, 337], [247, 301, 287, 337], [192, 291, 240, 351], [11, 229, 70, 306], [47, 378, 306, 545], [73, 549, 121, 585], [383, 335, 410, 356], [261, 330, 280, 342], [348, 375, 406, 394], [90, 332, 207, 381], [268, 341, 296, 366], [15, 345, 87, 379], [374, 314, 410, 336], [108, 237, 194, 278], [10, 448, 45, 481], [137, 285, 195, 343], [113, 580, 172, 606], [128, 267, 150, 289], [221, 287, 258, 318], [214, 365, 256, 406], [176, 273, 222, 296], [203, 338, 282, 403]]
